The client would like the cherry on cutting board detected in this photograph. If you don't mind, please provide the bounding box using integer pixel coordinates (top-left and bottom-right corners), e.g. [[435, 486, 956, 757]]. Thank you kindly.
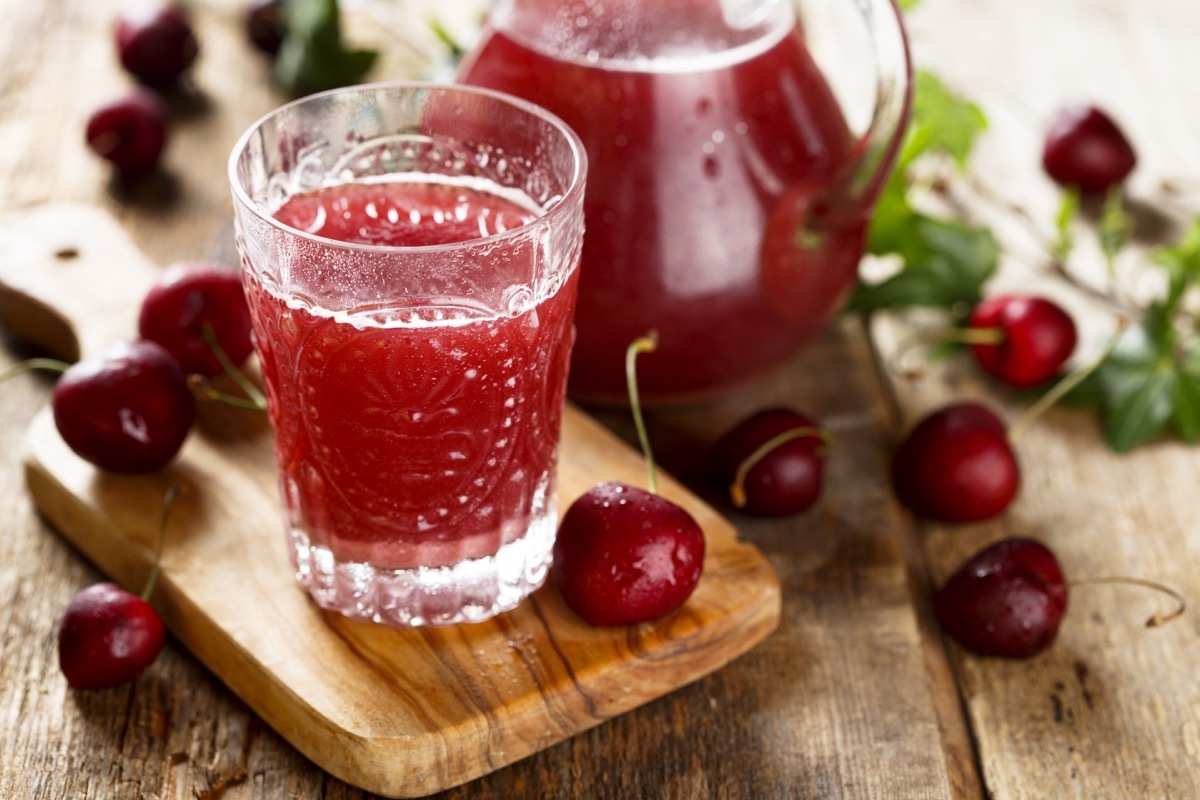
[[138, 261, 254, 377], [1042, 104, 1137, 194], [933, 537, 1066, 659], [891, 401, 1020, 523], [552, 482, 706, 627], [116, 2, 200, 89], [967, 295, 1078, 389], [52, 340, 196, 473], [85, 90, 169, 181], [58, 485, 180, 689], [708, 407, 829, 517], [552, 333, 706, 627]]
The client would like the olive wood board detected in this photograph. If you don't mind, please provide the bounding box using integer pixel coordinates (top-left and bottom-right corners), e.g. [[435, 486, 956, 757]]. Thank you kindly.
[[0, 203, 781, 798]]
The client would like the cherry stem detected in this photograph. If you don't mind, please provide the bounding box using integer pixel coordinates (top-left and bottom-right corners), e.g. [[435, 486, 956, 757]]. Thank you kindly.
[[730, 426, 831, 508], [1068, 575, 1186, 629], [0, 357, 72, 382], [1006, 317, 1129, 444], [892, 325, 1005, 379], [142, 484, 182, 602], [199, 323, 266, 411], [625, 331, 660, 495]]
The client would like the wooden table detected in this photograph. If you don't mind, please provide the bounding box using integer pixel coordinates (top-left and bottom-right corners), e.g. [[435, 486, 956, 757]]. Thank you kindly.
[[2, 0, 1197, 797]]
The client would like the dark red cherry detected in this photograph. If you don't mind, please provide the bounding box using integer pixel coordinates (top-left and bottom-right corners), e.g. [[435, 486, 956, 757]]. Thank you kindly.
[[138, 261, 254, 377], [116, 3, 200, 88], [246, 0, 286, 57], [1042, 104, 1136, 194], [709, 407, 827, 516], [891, 402, 1019, 523], [552, 482, 705, 627], [933, 538, 1067, 659], [58, 582, 167, 689], [967, 295, 1078, 388], [52, 340, 196, 473], [85, 90, 169, 180]]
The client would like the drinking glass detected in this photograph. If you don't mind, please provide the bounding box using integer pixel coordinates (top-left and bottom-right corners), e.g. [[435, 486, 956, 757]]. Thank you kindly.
[[229, 83, 587, 626]]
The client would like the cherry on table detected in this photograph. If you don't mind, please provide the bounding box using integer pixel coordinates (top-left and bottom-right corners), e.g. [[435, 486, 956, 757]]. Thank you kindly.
[[57, 582, 167, 689], [138, 261, 254, 377], [891, 401, 1019, 523], [552, 481, 705, 627], [52, 339, 196, 473], [967, 295, 1078, 389], [933, 537, 1067, 659], [116, 2, 200, 89], [708, 407, 828, 517], [246, 0, 286, 57], [1042, 104, 1137, 194], [85, 90, 169, 181]]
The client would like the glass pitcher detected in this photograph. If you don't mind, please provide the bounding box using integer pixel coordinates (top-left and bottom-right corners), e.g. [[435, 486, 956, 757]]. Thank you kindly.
[[459, 0, 911, 405]]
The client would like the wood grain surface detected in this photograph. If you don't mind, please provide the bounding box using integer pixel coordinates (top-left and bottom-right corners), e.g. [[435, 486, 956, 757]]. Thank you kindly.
[[1, 202, 780, 798], [0, 0, 1197, 798]]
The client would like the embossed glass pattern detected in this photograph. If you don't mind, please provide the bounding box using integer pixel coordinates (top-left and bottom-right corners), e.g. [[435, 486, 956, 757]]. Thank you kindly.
[[229, 83, 586, 627]]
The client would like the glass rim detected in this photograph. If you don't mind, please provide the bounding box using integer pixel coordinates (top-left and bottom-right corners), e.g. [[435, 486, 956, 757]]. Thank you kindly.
[[227, 81, 588, 255]]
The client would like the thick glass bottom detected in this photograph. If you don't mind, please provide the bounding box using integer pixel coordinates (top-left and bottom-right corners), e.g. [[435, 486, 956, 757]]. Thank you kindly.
[[287, 512, 556, 627]]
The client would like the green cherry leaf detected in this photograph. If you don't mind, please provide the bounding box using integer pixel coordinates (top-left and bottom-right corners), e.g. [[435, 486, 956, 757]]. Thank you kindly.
[[1153, 218, 1200, 310], [900, 71, 989, 171], [1170, 371, 1200, 443], [1104, 366, 1174, 453], [275, 0, 378, 97]]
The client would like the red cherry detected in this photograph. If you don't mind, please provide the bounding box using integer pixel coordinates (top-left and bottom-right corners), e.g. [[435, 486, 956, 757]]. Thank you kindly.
[[58, 582, 167, 689], [138, 261, 254, 377], [967, 295, 1078, 388], [85, 90, 169, 180], [246, 0, 286, 57], [1042, 104, 1136, 194], [116, 3, 199, 88], [52, 340, 196, 473], [891, 402, 1019, 523], [933, 538, 1067, 659], [552, 482, 705, 627], [709, 407, 827, 517]]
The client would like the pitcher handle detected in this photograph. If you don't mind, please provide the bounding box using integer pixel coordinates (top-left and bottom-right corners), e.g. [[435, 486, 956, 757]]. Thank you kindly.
[[846, 0, 913, 205]]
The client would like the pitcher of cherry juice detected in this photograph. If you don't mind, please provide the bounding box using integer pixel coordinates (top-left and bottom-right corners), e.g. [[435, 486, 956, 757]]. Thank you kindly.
[[459, 0, 911, 404]]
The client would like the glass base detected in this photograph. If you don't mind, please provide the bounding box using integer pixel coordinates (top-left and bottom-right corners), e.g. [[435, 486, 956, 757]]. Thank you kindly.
[[287, 515, 556, 627]]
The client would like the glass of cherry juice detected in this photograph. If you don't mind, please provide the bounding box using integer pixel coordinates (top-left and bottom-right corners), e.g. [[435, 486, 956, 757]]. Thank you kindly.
[[229, 83, 586, 627]]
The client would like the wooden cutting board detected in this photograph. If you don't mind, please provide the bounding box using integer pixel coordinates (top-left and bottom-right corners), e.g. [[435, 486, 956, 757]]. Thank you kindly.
[[0, 203, 780, 799]]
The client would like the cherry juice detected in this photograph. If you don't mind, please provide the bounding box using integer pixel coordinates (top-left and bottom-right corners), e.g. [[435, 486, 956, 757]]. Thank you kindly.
[[461, 4, 861, 403], [244, 179, 579, 573]]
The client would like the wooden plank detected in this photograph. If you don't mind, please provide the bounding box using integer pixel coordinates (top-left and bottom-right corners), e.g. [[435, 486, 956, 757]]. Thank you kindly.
[[0, 202, 780, 798], [879, 1, 1200, 797], [0, 0, 974, 798]]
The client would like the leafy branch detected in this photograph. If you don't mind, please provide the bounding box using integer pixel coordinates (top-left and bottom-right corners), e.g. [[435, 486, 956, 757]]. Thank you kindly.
[[274, 0, 378, 97], [854, 57, 1200, 453]]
